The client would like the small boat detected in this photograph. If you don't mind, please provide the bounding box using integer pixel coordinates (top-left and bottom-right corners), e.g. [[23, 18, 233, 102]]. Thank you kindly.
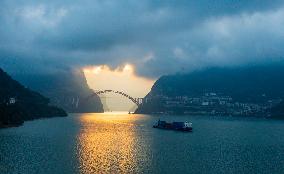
[[153, 119, 192, 132]]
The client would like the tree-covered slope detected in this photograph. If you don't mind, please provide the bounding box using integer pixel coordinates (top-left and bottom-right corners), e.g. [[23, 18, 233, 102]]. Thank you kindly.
[[13, 70, 104, 113], [270, 101, 284, 118], [151, 65, 284, 102], [136, 64, 284, 115], [0, 68, 67, 127]]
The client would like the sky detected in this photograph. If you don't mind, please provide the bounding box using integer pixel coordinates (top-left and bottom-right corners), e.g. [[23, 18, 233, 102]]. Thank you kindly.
[[83, 64, 154, 111], [1, 0, 284, 78], [84, 64, 154, 97]]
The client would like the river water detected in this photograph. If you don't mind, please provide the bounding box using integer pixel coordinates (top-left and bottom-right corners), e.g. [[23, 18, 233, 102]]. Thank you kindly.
[[1, 113, 284, 174]]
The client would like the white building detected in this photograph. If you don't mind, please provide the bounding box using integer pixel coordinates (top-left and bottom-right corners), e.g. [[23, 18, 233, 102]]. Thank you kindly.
[[9, 97, 16, 105], [202, 101, 209, 106]]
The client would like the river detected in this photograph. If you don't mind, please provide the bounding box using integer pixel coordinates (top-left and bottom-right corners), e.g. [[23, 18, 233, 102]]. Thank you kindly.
[[1, 113, 284, 174]]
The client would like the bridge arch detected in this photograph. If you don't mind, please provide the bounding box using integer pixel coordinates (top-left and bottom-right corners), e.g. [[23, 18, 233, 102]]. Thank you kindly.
[[87, 90, 143, 106]]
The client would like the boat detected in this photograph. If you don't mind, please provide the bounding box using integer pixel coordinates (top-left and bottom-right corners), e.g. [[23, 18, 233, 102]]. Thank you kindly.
[[153, 119, 192, 132]]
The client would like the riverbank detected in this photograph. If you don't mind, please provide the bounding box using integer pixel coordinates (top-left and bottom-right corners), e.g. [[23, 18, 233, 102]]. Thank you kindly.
[[0, 104, 67, 129], [0, 122, 22, 129]]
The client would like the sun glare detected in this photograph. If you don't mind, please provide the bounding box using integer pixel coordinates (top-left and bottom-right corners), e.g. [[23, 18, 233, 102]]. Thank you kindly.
[[123, 64, 133, 72]]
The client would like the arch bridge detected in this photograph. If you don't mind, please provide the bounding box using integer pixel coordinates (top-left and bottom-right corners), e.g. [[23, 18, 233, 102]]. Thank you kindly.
[[87, 90, 144, 106]]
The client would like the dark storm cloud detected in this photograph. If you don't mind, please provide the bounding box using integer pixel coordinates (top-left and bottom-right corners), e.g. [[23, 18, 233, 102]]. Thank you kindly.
[[1, 0, 284, 77]]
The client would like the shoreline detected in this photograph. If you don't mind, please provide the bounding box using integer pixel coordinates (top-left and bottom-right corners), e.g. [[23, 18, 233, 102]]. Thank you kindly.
[[0, 114, 68, 129], [0, 122, 23, 129], [135, 112, 284, 119]]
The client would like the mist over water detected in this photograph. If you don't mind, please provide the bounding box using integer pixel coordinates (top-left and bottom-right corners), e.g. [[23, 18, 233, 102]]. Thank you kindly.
[[1, 113, 284, 174]]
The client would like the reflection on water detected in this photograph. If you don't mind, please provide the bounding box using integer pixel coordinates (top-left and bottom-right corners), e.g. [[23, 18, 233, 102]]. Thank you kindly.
[[1, 113, 284, 174], [77, 113, 140, 174]]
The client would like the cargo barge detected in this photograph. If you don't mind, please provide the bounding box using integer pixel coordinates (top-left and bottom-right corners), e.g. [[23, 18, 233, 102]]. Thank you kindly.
[[153, 119, 192, 132]]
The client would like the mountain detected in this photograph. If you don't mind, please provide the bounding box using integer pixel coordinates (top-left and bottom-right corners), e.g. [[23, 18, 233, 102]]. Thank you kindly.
[[0, 68, 67, 128], [13, 70, 104, 113], [135, 64, 284, 117], [270, 101, 284, 118]]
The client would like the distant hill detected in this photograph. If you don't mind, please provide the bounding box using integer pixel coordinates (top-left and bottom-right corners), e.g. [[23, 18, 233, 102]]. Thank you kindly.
[[0, 68, 67, 127], [13, 70, 104, 113], [151, 65, 284, 102], [135, 64, 284, 116]]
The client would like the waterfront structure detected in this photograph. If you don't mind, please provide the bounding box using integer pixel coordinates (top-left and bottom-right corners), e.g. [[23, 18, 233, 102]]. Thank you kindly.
[[144, 93, 282, 116]]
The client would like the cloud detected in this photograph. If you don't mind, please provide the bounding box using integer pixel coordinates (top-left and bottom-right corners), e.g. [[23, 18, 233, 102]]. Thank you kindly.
[[14, 5, 68, 28], [1, 0, 284, 77]]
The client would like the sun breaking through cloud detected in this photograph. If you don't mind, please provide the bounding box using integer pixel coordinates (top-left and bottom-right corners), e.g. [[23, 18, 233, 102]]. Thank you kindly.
[[2, 0, 284, 77], [83, 64, 155, 111]]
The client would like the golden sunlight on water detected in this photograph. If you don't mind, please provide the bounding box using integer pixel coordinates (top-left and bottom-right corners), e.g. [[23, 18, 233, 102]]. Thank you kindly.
[[76, 113, 142, 173]]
